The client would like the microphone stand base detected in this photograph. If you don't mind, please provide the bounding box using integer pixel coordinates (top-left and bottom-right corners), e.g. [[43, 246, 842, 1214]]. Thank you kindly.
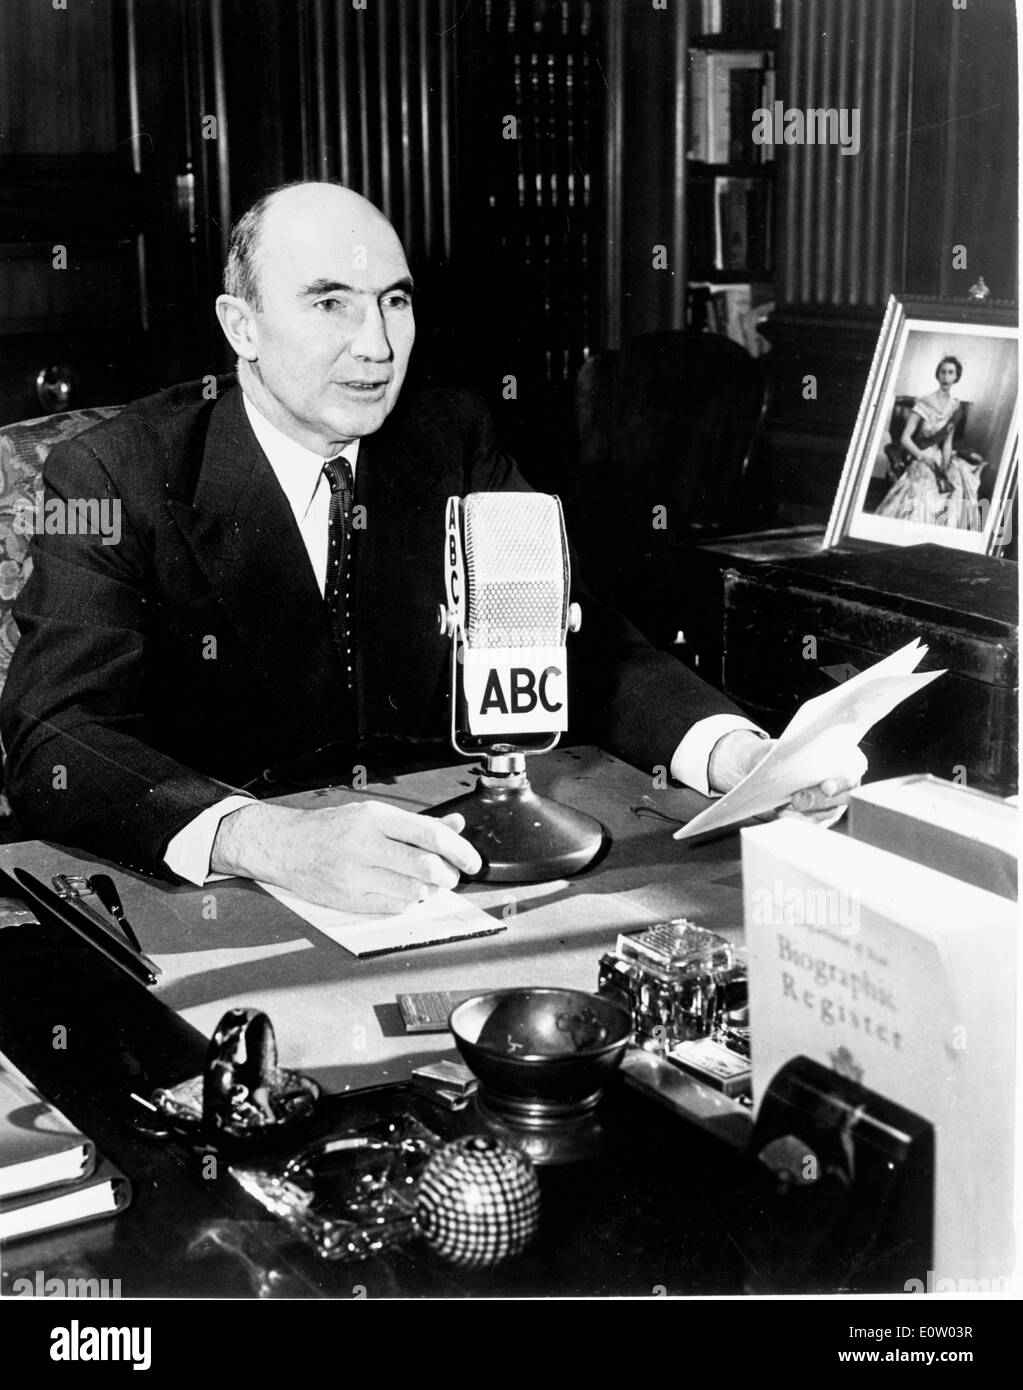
[[427, 766, 607, 883]]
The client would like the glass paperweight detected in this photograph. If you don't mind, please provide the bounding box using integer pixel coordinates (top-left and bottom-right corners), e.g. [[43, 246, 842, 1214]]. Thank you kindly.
[[230, 1114, 440, 1261]]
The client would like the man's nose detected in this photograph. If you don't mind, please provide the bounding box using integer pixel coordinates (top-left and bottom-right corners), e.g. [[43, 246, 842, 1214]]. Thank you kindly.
[[350, 301, 393, 362]]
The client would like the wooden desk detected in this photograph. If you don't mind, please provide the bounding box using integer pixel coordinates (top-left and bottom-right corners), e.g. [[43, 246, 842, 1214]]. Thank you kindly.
[[0, 748, 762, 1298], [1, 747, 744, 1093]]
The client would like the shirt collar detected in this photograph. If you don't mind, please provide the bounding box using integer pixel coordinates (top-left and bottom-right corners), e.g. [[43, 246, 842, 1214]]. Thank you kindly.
[[242, 392, 360, 522]]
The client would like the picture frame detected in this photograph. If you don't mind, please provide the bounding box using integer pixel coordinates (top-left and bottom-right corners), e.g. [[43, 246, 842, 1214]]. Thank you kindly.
[[823, 295, 1020, 556]]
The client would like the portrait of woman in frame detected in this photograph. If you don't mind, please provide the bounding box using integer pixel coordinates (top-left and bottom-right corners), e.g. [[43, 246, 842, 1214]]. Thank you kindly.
[[824, 297, 1019, 556]]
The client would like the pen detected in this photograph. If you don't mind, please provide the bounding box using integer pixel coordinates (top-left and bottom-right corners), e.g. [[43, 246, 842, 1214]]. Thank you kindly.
[[89, 873, 144, 955]]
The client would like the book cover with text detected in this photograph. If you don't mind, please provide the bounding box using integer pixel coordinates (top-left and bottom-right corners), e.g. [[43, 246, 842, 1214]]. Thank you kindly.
[[742, 819, 1016, 1285]]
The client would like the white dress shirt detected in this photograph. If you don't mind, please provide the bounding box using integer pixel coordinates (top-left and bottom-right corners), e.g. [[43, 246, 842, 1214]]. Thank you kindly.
[[165, 392, 763, 885]]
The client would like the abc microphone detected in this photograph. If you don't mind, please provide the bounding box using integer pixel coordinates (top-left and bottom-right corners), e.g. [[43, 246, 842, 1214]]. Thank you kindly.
[[428, 492, 606, 882]]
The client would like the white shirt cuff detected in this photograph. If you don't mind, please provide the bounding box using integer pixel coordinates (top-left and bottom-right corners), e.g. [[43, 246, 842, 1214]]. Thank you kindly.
[[669, 714, 767, 797], [163, 795, 256, 885]]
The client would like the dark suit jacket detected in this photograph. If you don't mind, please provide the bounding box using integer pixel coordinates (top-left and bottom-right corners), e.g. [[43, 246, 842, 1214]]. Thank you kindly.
[[0, 379, 743, 877]]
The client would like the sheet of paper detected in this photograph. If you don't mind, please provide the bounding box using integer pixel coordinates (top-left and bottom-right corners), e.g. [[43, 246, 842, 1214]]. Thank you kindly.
[[674, 640, 944, 842], [256, 882, 505, 958]]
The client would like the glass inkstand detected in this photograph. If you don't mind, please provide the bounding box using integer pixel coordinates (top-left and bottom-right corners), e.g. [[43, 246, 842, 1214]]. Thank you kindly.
[[599, 919, 741, 1046]]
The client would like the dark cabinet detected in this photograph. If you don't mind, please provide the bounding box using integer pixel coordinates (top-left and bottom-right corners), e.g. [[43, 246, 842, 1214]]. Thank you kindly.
[[0, 0, 222, 421]]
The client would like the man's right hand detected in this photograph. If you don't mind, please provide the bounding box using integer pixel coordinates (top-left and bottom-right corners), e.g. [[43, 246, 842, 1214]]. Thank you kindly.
[[210, 800, 483, 915]]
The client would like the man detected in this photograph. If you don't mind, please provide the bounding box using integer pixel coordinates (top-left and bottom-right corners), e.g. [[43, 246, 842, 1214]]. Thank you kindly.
[[0, 183, 862, 913]]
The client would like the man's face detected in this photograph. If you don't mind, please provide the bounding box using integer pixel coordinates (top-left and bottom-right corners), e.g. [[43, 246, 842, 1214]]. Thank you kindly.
[[241, 192, 415, 453]]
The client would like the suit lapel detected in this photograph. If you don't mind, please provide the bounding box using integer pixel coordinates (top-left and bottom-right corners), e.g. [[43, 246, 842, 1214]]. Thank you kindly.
[[164, 387, 346, 739]]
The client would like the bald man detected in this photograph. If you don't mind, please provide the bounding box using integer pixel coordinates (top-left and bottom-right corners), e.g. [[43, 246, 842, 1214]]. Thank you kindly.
[[0, 182, 863, 912]]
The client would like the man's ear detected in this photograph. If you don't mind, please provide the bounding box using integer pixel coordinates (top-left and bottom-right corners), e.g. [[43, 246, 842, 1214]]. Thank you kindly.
[[215, 294, 259, 361]]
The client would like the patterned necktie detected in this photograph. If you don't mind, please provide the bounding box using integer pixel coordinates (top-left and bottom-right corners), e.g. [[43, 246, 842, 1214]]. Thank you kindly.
[[322, 455, 356, 690]]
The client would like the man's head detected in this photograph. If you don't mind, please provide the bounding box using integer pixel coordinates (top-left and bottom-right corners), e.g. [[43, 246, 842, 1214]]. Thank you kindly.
[[216, 182, 415, 454]]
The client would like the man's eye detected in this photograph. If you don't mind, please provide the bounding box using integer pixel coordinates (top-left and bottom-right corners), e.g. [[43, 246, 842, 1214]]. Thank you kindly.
[[382, 294, 412, 311], [315, 297, 350, 314]]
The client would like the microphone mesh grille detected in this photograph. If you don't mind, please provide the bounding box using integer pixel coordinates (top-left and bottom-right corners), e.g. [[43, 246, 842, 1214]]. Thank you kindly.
[[463, 493, 566, 649]]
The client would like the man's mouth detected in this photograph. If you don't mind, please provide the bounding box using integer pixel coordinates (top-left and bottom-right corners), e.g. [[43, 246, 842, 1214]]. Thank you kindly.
[[337, 380, 389, 395]]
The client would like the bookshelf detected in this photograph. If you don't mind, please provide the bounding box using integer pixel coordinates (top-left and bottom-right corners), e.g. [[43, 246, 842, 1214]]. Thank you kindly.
[[685, 0, 781, 355]]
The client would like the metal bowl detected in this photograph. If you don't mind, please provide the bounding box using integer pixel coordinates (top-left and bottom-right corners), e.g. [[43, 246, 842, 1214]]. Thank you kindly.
[[449, 988, 631, 1108]]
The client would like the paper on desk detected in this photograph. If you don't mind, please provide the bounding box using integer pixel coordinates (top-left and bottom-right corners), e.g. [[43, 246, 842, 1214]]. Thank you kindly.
[[674, 640, 944, 842], [256, 881, 505, 958]]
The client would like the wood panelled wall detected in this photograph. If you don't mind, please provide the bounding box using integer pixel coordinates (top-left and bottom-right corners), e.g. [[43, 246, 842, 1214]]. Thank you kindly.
[[225, 0, 457, 273], [903, 0, 1018, 303], [765, 0, 1019, 516], [778, 0, 913, 309]]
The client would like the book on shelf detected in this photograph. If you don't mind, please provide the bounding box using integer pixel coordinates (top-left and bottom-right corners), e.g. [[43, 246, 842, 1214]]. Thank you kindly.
[[694, 0, 723, 32], [711, 176, 773, 271], [688, 49, 775, 163], [691, 0, 782, 40], [687, 176, 772, 276], [0, 1050, 131, 1243], [728, 66, 764, 163], [697, 283, 759, 355], [688, 282, 774, 356], [760, 62, 776, 161], [715, 176, 748, 267]]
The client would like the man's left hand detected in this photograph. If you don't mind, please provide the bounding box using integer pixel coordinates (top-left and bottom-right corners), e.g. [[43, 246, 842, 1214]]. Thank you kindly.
[[780, 761, 867, 824], [709, 729, 867, 825]]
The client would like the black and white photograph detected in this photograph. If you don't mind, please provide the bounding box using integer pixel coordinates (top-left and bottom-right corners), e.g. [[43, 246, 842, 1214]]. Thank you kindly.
[[825, 295, 1019, 554], [0, 0, 1018, 1357]]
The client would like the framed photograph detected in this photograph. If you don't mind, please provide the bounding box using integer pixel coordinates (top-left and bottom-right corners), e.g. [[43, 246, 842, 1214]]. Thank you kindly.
[[824, 296, 1019, 555]]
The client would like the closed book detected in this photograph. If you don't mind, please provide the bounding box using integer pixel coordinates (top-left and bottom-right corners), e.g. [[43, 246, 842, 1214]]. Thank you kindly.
[[728, 67, 763, 162], [714, 283, 756, 353], [689, 51, 710, 161], [700, 0, 723, 36], [742, 819, 1016, 1284], [848, 775, 1017, 901], [1, 1154, 131, 1243], [760, 64, 776, 162], [746, 179, 773, 269], [707, 51, 766, 162], [715, 177, 756, 269], [0, 1050, 95, 1199]]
